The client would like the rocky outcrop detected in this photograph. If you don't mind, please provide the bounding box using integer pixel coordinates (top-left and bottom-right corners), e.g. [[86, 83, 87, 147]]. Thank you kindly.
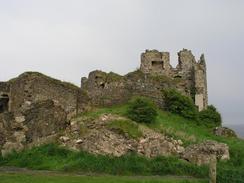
[[137, 126, 184, 157], [59, 114, 185, 158], [182, 140, 229, 165], [213, 127, 237, 138]]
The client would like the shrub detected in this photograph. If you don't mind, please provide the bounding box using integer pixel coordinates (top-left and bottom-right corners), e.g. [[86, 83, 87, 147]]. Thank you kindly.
[[199, 105, 222, 127], [163, 89, 198, 120], [126, 97, 157, 123]]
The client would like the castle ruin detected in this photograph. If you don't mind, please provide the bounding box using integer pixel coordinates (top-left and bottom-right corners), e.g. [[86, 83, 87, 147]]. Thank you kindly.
[[0, 48, 208, 118], [81, 48, 208, 111], [140, 49, 208, 111], [0, 48, 208, 156]]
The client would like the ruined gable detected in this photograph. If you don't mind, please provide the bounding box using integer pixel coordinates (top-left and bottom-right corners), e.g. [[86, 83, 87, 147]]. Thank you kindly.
[[1, 72, 90, 119]]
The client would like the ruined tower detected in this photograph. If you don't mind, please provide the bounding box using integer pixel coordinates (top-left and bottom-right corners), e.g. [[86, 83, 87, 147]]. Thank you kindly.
[[140, 50, 172, 76], [140, 49, 208, 111]]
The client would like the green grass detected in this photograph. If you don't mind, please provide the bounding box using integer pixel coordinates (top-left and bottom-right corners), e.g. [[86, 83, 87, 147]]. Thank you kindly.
[[0, 144, 208, 178], [107, 119, 142, 139], [0, 173, 207, 183]]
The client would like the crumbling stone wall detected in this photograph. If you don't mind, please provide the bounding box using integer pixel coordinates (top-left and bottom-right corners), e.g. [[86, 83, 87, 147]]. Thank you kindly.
[[82, 49, 208, 110], [7, 72, 89, 117], [0, 82, 10, 113], [0, 100, 68, 156], [194, 55, 208, 111], [81, 69, 189, 108]]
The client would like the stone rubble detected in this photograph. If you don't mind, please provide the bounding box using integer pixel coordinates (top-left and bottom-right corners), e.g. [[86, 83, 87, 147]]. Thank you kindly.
[[182, 140, 229, 165]]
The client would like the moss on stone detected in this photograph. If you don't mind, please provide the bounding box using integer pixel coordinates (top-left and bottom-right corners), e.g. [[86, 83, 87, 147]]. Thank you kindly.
[[9, 72, 79, 90], [125, 69, 145, 80], [106, 72, 123, 82]]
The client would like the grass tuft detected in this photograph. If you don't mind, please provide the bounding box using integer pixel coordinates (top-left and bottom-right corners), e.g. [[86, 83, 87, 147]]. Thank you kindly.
[[107, 119, 142, 139]]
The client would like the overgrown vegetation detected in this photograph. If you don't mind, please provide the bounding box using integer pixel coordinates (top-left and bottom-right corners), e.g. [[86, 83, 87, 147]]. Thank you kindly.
[[199, 105, 222, 127], [0, 144, 208, 178], [107, 119, 142, 139], [163, 89, 222, 128], [126, 97, 158, 123], [75, 104, 244, 183], [163, 89, 198, 120]]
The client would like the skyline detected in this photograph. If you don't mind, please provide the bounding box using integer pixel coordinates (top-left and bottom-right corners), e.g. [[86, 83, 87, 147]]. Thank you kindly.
[[0, 0, 243, 125]]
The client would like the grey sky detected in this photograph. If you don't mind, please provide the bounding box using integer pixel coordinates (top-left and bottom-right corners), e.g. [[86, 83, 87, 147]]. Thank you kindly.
[[0, 0, 243, 125]]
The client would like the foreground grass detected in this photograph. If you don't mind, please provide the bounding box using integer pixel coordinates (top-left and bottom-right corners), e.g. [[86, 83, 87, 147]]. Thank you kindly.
[[0, 144, 207, 178], [0, 173, 207, 183]]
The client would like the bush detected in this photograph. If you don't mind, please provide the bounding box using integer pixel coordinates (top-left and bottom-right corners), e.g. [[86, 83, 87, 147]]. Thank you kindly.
[[126, 97, 157, 123], [199, 105, 222, 127], [163, 89, 198, 120]]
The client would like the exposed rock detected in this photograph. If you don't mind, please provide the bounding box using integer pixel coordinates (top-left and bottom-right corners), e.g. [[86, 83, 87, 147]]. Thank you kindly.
[[0, 100, 68, 156], [13, 131, 26, 143], [14, 116, 25, 123], [137, 126, 184, 157], [59, 136, 70, 143], [75, 139, 83, 144], [22, 100, 67, 144], [213, 127, 237, 138], [182, 140, 229, 165], [60, 114, 185, 158], [1, 142, 24, 157]]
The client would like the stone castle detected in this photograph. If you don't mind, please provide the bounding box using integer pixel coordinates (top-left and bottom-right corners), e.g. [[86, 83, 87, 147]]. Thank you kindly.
[[0, 48, 208, 156], [0, 48, 207, 116], [81, 48, 207, 111]]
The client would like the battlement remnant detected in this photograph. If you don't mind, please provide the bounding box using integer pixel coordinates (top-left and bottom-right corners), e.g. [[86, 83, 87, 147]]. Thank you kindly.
[[139, 49, 207, 111]]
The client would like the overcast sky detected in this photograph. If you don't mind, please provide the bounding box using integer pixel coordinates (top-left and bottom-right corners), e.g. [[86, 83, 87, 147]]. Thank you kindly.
[[0, 0, 243, 125]]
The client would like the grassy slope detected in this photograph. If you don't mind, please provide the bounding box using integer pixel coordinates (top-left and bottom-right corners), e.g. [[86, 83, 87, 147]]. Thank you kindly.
[[79, 105, 244, 181], [0, 105, 244, 182]]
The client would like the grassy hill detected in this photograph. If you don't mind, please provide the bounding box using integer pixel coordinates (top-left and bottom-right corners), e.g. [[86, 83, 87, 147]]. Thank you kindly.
[[0, 104, 244, 182]]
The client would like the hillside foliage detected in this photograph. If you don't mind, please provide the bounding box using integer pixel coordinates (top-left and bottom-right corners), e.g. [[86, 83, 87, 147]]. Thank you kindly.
[[163, 89, 198, 120], [126, 97, 158, 123]]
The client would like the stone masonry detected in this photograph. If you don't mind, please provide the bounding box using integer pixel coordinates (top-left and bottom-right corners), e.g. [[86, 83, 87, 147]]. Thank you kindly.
[[0, 49, 208, 153], [140, 49, 208, 110], [82, 49, 208, 111]]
